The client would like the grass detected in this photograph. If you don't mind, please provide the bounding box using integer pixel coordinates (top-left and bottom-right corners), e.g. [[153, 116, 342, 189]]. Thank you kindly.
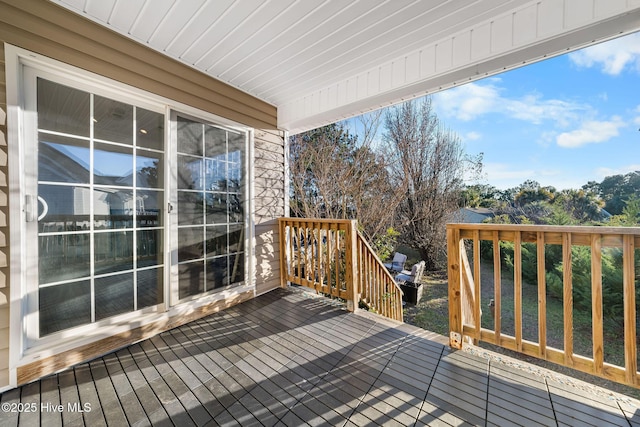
[[403, 265, 640, 399]]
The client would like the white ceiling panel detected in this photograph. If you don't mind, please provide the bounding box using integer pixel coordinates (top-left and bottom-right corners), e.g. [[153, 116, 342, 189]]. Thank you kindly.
[[129, 0, 175, 43], [84, 0, 115, 22], [109, 0, 145, 33], [148, 0, 207, 50], [52, 0, 640, 133]]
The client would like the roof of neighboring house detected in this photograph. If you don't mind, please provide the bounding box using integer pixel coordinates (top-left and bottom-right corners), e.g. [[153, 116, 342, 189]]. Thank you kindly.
[[454, 207, 496, 224]]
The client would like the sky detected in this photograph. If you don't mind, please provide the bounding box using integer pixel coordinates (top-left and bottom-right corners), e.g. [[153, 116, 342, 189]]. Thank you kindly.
[[400, 32, 640, 191]]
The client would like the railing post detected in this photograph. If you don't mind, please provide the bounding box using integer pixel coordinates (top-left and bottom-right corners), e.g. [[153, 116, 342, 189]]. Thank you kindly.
[[447, 226, 463, 349], [345, 220, 359, 312], [278, 219, 288, 288]]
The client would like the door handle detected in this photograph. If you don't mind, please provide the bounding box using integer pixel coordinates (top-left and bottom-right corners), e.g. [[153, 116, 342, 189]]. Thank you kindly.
[[25, 194, 36, 222]]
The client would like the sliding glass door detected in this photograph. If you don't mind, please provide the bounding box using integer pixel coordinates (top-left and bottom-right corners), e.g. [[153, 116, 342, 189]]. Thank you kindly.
[[21, 67, 248, 347]]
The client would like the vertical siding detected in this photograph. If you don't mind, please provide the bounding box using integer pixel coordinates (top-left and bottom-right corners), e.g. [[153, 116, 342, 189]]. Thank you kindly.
[[254, 129, 286, 296], [0, 42, 9, 388]]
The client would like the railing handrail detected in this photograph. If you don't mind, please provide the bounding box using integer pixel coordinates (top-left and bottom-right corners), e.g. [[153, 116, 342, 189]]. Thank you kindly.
[[284, 217, 356, 225], [448, 222, 640, 235], [355, 230, 400, 287], [447, 222, 640, 388], [355, 230, 404, 321]]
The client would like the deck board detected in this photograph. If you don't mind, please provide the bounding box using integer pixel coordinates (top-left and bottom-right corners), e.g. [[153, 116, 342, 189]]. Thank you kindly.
[[2, 287, 640, 426]]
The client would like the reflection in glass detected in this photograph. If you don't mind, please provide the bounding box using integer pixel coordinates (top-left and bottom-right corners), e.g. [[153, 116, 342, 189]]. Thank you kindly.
[[229, 193, 243, 223], [206, 193, 227, 224], [39, 135, 90, 184], [39, 280, 91, 337], [137, 190, 163, 227], [94, 231, 134, 274], [228, 131, 244, 155], [207, 256, 228, 289], [179, 261, 204, 299], [37, 78, 90, 137], [205, 126, 226, 157], [228, 158, 243, 191], [177, 117, 203, 156], [137, 108, 164, 151], [95, 273, 134, 320], [178, 192, 204, 225], [178, 226, 204, 262], [229, 224, 244, 253], [94, 189, 133, 229], [94, 95, 133, 144], [138, 230, 162, 267], [38, 184, 91, 233], [138, 267, 164, 308], [205, 158, 226, 191], [206, 226, 227, 257], [137, 151, 163, 188], [94, 143, 134, 186], [39, 234, 91, 284], [229, 252, 244, 284], [178, 155, 203, 190]]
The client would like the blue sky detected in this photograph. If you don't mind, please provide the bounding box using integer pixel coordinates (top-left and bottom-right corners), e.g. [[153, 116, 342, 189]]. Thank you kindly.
[[426, 32, 640, 191]]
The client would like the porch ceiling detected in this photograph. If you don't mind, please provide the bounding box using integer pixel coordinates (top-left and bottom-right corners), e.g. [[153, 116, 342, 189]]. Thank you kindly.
[[53, 0, 640, 134]]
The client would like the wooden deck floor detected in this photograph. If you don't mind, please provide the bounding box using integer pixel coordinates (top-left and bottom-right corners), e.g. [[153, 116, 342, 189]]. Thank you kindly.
[[2, 287, 640, 426]]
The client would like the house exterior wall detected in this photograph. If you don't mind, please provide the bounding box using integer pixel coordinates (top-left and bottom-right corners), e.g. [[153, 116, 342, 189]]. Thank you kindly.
[[0, 0, 285, 389], [0, 42, 9, 389]]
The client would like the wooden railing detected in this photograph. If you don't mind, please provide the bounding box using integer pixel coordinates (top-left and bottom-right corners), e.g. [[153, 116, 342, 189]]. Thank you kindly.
[[278, 218, 403, 321], [447, 223, 640, 387], [356, 232, 404, 321]]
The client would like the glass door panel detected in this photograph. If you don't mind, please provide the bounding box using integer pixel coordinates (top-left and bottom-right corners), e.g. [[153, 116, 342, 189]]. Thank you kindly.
[[175, 115, 246, 301], [32, 77, 166, 339]]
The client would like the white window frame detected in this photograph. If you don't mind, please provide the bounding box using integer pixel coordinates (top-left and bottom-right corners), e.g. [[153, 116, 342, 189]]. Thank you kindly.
[[5, 44, 255, 380]]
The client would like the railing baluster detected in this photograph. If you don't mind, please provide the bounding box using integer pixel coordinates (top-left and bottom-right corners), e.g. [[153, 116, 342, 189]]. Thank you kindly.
[[591, 233, 604, 376], [279, 220, 287, 287], [563, 232, 574, 367], [623, 234, 637, 385], [493, 231, 501, 344], [514, 231, 523, 352], [537, 231, 547, 358], [297, 222, 303, 285], [473, 230, 481, 341]]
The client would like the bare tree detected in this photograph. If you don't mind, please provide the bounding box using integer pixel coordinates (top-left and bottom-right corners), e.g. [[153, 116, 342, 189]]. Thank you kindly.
[[384, 98, 479, 269], [289, 117, 403, 245]]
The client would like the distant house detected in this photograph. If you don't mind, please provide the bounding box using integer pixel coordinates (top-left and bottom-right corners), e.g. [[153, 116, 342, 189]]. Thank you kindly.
[[453, 207, 495, 224]]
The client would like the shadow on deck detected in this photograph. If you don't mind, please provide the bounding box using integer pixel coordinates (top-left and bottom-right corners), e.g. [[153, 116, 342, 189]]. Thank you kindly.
[[1, 287, 640, 426]]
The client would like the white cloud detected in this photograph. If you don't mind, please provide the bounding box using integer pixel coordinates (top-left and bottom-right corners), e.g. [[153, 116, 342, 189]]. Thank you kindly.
[[484, 163, 534, 181], [463, 131, 481, 141], [434, 82, 499, 121], [434, 81, 588, 125], [568, 33, 640, 75], [556, 117, 625, 148], [596, 164, 640, 178]]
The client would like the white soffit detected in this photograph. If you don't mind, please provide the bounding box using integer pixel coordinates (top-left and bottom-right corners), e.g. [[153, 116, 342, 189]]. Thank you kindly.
[[53, 0, 640, 133]]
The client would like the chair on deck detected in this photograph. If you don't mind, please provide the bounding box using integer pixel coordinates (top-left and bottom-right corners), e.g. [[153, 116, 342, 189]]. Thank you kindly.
[[395, 261, 425, 305], [384, 252, 407, 274], [395, 261, 425, 284]]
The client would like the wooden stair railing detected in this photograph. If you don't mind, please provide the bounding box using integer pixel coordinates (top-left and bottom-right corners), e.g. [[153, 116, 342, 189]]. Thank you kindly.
[[278, 218, 403, 322]]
